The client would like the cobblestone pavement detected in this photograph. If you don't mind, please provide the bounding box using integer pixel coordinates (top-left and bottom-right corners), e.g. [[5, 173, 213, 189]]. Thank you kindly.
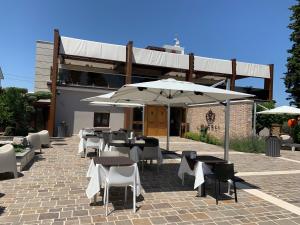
[[0, 136, 299, 225], [244, 174, 300, 208]]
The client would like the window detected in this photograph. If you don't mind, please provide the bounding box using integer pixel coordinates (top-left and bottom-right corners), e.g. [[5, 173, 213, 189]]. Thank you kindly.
[[94, 113, 110, 127]]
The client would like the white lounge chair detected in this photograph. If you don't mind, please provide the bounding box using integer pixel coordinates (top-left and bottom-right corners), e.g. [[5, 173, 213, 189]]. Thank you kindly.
[[38, 130, 50, 147], [27, 133, 42, 153], [0, 144, 18, 178]]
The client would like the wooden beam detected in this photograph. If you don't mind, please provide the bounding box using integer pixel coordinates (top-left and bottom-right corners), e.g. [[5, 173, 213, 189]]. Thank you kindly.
[[264, 64, 274, 100], [48, 29, 60, 136], [186, 53, 194, 81], [125, 41, 133, 84], [124, 41, 133, 129], [230, 59, 237, 91]]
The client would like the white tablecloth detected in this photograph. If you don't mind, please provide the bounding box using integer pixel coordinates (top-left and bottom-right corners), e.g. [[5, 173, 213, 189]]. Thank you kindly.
[[78, 138, 86, 155], [178, 157, 212, 189], [86, 159, 142, 199]]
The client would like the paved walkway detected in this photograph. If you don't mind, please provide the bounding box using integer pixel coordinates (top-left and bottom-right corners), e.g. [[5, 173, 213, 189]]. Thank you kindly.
[[0, 136, 300, 225]]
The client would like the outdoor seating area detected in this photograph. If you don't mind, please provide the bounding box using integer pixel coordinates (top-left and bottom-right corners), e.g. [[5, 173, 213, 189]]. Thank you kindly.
[[1, 136, 300, 224], [2, 1, 300, 222]]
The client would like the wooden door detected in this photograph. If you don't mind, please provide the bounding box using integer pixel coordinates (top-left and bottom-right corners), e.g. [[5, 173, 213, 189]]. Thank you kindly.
[[145, 106, 167, 136]]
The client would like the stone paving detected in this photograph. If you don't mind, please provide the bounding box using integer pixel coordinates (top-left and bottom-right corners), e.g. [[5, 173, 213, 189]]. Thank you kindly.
[[0, 136, 300, 225]]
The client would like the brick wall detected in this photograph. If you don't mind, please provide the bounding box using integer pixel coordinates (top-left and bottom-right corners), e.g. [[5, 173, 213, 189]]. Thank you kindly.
[[186, 100, 253, 140]]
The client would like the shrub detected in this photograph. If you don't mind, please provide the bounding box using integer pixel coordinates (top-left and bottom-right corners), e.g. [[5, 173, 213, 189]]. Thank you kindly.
[[13, 144, 25, 153], [185, 131, 221, 145], [185, 132, 200, 141], [229, 136, 266, 153], [293, 125, 300, 143], [4, 126, 15, 136]]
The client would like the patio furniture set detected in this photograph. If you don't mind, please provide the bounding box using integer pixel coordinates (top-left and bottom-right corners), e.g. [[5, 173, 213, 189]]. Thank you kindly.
[[80, 128, 241, 216], [0, 130, 50, 177]]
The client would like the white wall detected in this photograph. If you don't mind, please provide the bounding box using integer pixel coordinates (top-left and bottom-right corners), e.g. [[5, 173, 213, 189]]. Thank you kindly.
[[55, 87, 125, 136]]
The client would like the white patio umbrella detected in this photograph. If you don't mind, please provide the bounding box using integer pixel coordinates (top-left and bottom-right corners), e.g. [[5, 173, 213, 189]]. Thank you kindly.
[[111, 78, 254, 157], [257, 106, 300, 115], [89, 101, 143, 107]]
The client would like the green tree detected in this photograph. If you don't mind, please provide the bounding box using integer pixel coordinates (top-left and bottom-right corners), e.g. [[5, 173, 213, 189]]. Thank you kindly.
[[284, 0, 300, 107], [256, 101, 290, 134], [0, 87, 51, 135]]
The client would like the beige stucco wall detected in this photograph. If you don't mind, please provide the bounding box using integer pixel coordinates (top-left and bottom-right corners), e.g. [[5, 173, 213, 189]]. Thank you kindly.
[[186, 101, 253, 140], [55, 87, 125, 136], [34, 41, 53, 92]]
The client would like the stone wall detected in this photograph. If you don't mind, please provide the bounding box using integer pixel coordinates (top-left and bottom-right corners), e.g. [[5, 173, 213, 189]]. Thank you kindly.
[[186, 100, 253, 140]]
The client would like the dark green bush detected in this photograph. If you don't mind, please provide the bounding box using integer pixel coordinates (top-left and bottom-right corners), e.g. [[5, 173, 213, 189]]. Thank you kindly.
[[185, 131, 221, 145], [293, 125, 300, 143], [229, 136, 266, 153], [185, 132, 200, 141], [4, 126, 15, 136]]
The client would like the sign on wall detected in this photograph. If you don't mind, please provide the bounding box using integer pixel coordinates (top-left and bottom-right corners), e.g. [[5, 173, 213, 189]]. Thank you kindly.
[[201, 109, 220, 132]]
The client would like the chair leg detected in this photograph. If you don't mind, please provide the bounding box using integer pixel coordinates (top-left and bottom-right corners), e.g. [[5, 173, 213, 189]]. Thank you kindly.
[[215, 180, 218, 205], [103, 183, 107, 205], [105, 185, 109, 216], [228, 181, 231, 195], [133, 185, 136, 213], [218, 181, 221, 195], [233, 181, 238, 203], [125, 186, 128, 203], [182, 173, 185, 186]]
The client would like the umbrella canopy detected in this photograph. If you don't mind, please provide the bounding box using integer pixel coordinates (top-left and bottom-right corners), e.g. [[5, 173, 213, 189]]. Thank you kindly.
[[89, 101, 143, 107], [111, 78, 253, 104], [257, 106, 300, 115]]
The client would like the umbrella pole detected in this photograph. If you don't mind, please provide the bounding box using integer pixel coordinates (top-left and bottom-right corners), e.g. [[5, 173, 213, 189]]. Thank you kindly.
[[224, 79, 231, 161], [167, 103, 170, 151]]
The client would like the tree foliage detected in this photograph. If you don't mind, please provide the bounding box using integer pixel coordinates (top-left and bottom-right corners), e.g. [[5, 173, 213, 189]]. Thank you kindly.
[[256, 101, 290, 133], [0, 87, 51, 135], [284, 0, 300, 107]]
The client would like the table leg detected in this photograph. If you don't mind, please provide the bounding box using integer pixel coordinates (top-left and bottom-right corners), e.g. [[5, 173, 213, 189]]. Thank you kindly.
[[197, 183, 205, 197]]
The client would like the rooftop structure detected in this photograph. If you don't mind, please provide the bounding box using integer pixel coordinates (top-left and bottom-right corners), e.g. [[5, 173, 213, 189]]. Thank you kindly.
[[34, 29, 274, 137]]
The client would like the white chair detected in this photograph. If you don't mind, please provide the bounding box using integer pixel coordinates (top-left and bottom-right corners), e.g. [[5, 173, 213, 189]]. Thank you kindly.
[[38, 130, 50, 147], [27, 133, 42, 153], [103, 164, 137, 216], [0, 144, 18, 178], [85, 137, 102, 157], [110, 146, 130, 157], [99, 151, 120, 157], [141, 147, 160, 172]]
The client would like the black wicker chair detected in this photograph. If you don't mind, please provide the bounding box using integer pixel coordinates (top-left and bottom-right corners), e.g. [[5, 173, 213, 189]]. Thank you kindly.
[[206, 163, 238, 205]]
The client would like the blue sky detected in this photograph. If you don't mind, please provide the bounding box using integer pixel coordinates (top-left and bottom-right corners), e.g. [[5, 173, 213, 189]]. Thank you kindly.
[[0, 0, 296, 106]]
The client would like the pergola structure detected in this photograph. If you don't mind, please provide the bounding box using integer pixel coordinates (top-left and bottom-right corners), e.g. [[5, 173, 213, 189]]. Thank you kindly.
[[47, 29, 274, 136]]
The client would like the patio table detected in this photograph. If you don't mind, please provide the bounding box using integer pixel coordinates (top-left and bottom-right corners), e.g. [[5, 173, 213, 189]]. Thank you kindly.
[[86, 156, 142, 201], [178, 155, 226, 196]]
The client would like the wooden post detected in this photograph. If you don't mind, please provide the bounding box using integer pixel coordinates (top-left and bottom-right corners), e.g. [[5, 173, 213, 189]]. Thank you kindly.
[[124, 41, 133, 129], [264, 64, 274, 100], [48, 29, 60, 136], [186, 53, 194, 81], [230, 59, 237, 91]]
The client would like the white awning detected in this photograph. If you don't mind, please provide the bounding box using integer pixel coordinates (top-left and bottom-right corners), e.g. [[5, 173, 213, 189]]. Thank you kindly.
[[60, 37, 126, 62], [59, 36, 271, 79]]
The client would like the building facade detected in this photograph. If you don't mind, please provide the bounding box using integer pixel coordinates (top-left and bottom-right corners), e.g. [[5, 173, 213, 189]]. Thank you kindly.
[[34, 29, 274, 138]]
